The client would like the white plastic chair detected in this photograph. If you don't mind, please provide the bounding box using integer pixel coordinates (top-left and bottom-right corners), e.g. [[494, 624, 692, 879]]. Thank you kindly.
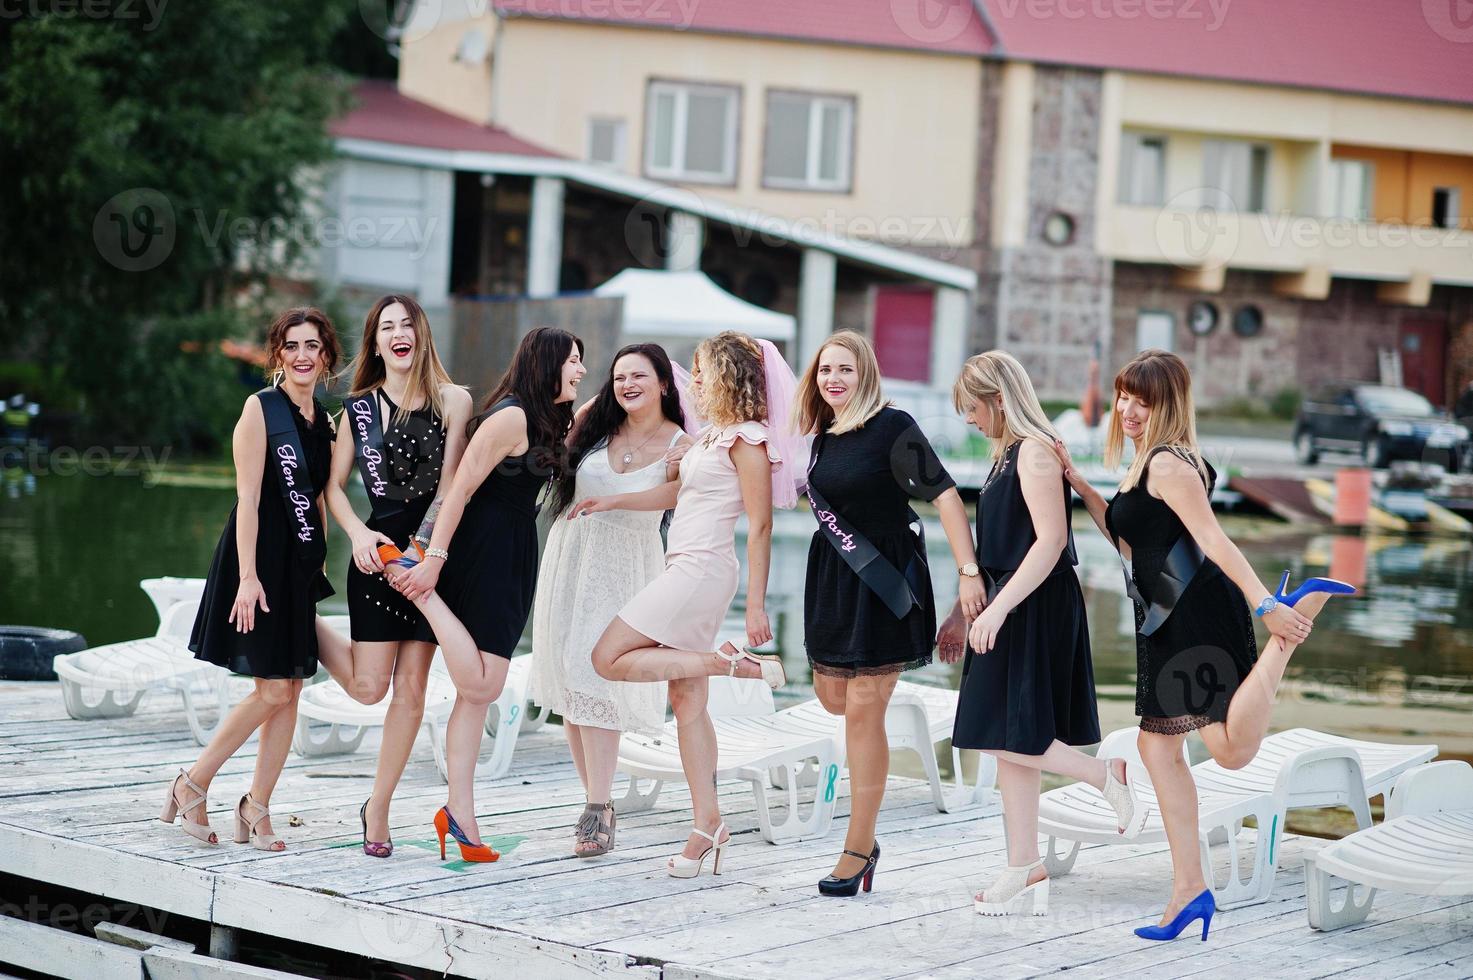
[[52, 578, 212, 721], [1306, 760, 1473, 930], [1037, 727, 1438, 909], [293, 653, 546, 782]]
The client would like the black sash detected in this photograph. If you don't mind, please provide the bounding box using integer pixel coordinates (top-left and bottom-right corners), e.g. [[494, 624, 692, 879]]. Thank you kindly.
[[806, 433, 926, 620], [344, 390, 404, 521], [257, 388, 327, 568], [1113, 531, 1206, 636]]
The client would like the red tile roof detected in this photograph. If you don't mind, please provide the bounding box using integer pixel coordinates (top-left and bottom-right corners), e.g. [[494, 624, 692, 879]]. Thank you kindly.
[[329, 80, 561, 156], [492, 0, 994, 55], [493, 0, 1473, 105], [977, 0, 1473, 106]]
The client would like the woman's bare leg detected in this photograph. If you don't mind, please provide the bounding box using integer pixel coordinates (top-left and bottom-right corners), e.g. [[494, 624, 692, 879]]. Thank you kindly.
[[827, 672, 898, 879], [364, 640, 434, 842], [1139, 729, 1208, 925], [592, 617, 768, 685], [246, 678, 303, 846], [312, 619, 396, 705], [668, 675, 726, 859]]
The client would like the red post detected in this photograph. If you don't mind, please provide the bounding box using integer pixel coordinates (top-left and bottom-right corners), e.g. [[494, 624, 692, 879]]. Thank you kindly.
[[1333, 469, 1372, 528]]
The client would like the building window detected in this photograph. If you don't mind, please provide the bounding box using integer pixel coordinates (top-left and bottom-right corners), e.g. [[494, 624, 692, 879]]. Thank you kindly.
[[1118, 132, 1167, 206], [1433, 186, 1462, 229], [1329, 159, 1373, 221], [586, 118, 627, 169], [644, 81, 740, 184], [762, 91, 855, 192], [1202, 139, 1269, 212]]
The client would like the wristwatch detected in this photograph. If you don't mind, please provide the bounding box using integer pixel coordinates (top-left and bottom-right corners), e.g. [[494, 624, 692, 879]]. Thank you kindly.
[[959, 562, 980, 578], [1253, 594, 1278, 618]]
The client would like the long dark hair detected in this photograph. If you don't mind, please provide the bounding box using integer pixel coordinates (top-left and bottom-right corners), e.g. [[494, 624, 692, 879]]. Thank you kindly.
[[551, 343, 685, 516], [471, 326, 584, 481]]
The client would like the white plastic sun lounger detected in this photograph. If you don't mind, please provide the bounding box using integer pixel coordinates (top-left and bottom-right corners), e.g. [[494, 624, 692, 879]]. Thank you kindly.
[[1037, 726, 1439, 908], [292, 653, 545, 782], [1306, 760, 1473, 930], [52, 577, 211, 721]]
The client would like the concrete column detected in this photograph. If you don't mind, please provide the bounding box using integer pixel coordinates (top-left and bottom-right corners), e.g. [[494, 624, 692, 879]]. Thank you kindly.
[[930, 286, 970, 384], [417, 167, 454, 309], [798, 248, 836, 365], [527, 175, 565, 298], [991, 62, 1035, 249], [665, 211, 705, 272]]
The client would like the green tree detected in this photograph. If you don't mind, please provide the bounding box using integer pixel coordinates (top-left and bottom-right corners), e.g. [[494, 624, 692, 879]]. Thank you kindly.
[[0, 1, 359, 447]]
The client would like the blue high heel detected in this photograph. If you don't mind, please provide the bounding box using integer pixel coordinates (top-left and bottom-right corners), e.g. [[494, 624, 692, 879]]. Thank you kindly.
[[1135, 888, 1215, 941], [1274, 570, 1356, 608]]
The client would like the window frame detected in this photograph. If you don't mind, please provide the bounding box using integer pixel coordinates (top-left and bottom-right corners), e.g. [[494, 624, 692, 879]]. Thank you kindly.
[[642, 78, 742, 187], [1118, 131, 1168, 207], [760, 88, 857, 194], [1329, 158, 1375, 222], [1432, 186, 1463, 230], [1202, 138, 1272, 214], [585, 116, 628, 170]]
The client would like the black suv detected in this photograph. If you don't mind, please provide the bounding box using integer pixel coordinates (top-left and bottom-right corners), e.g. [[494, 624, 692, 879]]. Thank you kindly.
[[1294, 383, 1469, 471]]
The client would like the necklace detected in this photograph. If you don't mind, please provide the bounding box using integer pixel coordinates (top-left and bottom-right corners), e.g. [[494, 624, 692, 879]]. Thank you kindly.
[[616, 423, 664, 469]]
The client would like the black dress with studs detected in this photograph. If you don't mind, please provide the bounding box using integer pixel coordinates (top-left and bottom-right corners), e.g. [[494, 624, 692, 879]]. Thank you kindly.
[[347, 389, 446, 642]]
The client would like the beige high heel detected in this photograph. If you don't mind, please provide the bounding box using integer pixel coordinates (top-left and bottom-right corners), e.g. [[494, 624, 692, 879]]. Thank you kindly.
[[159, 769, 218, 845], [234, 793, 286, 851], [716, 640, 785, 690], [667, 822, 728, 878]]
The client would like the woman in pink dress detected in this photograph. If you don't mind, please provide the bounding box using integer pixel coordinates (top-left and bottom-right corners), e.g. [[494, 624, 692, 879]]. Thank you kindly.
[[582, 330, 805, 879]]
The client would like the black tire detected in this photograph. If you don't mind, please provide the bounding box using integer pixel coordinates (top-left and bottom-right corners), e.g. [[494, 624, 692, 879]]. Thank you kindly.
[[0, 626, 87, 681], [1293, 429, 1319, 465], [1364, 437, 1389, 469]]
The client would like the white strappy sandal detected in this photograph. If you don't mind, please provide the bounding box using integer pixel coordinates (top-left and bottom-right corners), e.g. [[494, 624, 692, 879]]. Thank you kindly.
[[716, 639, 786, 690], [1102, 757, 1150, 838], [667, 822, 728, 878], [974, 859, 1050, 916]]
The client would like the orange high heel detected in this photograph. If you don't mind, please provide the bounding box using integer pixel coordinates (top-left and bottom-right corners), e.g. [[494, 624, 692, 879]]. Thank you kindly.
[[433, 805, 499, 863], [377, 539, 426, 570]]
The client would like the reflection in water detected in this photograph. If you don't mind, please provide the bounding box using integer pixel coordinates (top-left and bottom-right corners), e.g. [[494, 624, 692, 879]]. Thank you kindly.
[[3, 475, 1471, 724]]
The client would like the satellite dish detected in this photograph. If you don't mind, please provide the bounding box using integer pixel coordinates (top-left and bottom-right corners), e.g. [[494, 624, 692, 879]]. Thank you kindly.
[[456, 29, 488, 65]]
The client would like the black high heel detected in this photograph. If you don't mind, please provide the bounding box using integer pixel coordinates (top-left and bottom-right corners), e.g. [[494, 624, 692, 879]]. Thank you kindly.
[[818, 841, 880, 896]]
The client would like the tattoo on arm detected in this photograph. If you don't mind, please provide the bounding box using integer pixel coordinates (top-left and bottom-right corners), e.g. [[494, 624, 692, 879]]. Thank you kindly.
[[412, 495, 444, 545]]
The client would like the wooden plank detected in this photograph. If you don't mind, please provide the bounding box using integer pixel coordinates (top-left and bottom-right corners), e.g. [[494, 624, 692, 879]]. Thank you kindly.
[[0, 914, 145, 979]]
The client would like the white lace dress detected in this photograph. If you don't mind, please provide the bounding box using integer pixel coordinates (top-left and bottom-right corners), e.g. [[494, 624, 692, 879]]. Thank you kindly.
[[529, 435, 675, 733]]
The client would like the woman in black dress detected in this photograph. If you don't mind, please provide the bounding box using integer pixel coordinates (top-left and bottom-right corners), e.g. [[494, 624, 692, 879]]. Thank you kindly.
[[1059, 349, 1346, 941], [316, 295, 472, 858], [943, 351, 1135, 917], [162, 308, 341, 851], [389, 327, 586, 862], [794, 331, 984, 897]]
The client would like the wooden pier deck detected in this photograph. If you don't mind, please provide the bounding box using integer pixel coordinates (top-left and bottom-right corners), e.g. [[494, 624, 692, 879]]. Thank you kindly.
[[1, 679, 1469, 979]]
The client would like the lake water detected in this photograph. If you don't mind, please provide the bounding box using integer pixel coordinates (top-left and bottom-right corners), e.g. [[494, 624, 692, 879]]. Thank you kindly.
[[3, 468, 1470, 744]]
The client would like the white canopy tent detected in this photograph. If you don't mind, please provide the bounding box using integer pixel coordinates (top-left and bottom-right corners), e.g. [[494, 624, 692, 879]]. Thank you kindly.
[[594, 269, 795, 342]]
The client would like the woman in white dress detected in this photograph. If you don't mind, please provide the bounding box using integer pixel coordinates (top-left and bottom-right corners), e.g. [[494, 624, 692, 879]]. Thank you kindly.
[[531, 343, 694, 857]]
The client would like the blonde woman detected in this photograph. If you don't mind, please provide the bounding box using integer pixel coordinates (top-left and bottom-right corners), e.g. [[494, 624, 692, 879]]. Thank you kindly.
[[1057, 349, 1351, 941], [586, 330, 805, 878], [792, 331, 982, 896], [941, 351, 1142, 916], [315, 295, 471, 858]]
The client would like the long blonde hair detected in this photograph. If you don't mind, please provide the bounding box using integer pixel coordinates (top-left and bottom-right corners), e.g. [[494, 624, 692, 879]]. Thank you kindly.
[[793, 330, 889, 435], [346, 294, 457, 424], [952, 351, 1060, 461], [693, 331, 766, 428], [1105, 349, 1209, 491]]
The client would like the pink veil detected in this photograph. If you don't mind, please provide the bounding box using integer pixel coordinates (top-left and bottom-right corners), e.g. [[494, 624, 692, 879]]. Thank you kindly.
[[669, 362, 703, 436], [755, 338, 808, 510]]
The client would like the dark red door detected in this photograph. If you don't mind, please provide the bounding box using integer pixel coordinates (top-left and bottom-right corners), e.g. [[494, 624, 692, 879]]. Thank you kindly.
[[872, 286, 934, 382], [1400, 320, 1447, 406]]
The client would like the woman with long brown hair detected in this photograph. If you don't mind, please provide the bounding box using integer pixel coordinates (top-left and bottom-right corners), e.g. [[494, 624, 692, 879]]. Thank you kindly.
[[794, 331, 983, 897], [389, 326, 586, 862], [584, 330, 805, 878], [1058, 349, 1352, 941], [163, 308, 341, 851], [314, 294, 471, 858]]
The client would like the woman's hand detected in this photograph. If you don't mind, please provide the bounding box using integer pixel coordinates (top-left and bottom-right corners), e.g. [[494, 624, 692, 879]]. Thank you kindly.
[[664, 442, 690, 468], [229, 576, 269, 633], [967, 603, 1009, 654], [391, 559, 441, 603], [567, 496, 615, 520], [958, 574, 986, 621], [936, 609, 967, 664], [1053, 438, 1086, 490], [350, 528, 395, 575], [1262, 602, 1314, 645], [745, 605, 772, 648]]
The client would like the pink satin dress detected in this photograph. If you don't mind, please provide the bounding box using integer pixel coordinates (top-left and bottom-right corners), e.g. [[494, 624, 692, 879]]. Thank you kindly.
[[618, 421, 779, 651]]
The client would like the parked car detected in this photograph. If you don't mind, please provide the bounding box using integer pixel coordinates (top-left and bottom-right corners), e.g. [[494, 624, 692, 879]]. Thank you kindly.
[[1294, 383, 1470, 471]]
